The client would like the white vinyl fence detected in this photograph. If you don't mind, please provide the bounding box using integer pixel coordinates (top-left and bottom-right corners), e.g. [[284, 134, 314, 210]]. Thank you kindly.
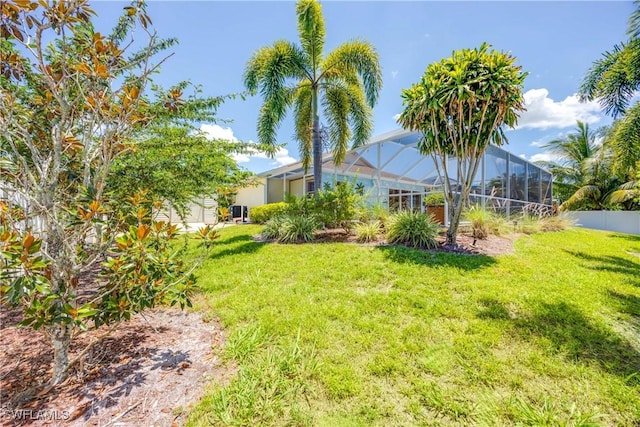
[[568, 211, 640, 235], [155, 197, 218, 225]]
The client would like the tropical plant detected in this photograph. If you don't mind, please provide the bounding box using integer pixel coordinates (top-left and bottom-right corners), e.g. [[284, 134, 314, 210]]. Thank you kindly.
[[357, 203, 389, 227], [536, 121, 637, 210], [386, 211, 440, 249], [244, 0, 382, 192], [580, 2, 640, 117], [313, 180, 364, 230], [398, 43, 527, 245], [278, 214, 318, 243], [0, 1, 215, 386], [535, 122, 602, 203], [261, 215, 286, 240], [354, 220, 382, 243]]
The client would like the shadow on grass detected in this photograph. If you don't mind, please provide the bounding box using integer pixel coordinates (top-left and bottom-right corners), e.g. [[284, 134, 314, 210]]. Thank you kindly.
[[608, 290, 640, 317], [376, 245, 496, 271], [482, 300, 640, 383], [215, 234, 256, 245], [209, 234, 265, 259], [610, 233, 640, 244], [563, 250, 640, 286]]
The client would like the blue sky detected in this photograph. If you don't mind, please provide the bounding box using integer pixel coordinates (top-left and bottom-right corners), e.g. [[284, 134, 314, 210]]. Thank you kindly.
[[94, 1, 632, 172]]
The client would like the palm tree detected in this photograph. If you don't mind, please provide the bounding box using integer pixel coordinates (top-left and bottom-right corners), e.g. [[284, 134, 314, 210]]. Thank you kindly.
[[244, 0, 382, 192], [538, 121, 631, 210], [580, 3, 640, 117]]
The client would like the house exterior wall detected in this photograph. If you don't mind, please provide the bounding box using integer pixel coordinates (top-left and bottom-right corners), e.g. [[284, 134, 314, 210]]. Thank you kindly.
[[267, 178, 284, 203], [289, 178, 304, 197], [235, 179, 266, 208]]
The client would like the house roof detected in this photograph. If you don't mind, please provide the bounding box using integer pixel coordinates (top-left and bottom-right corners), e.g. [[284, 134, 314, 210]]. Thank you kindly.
[[258, 129, 550, 185]]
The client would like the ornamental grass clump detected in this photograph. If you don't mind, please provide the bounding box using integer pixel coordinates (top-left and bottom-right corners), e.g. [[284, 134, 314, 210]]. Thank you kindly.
[[387, 211, 439, 249], [262, 216, 286, 240], [464, 206, 510, 238], [277, 214, 318, 243], [354, 221, 382, 243], [540, 214, 575, 232]]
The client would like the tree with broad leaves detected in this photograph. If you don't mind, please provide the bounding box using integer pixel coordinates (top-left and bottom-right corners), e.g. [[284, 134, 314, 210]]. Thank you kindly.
[[0, 0, 220, 389], [398, 43, 527, 245], [244, 0, 382, 193]]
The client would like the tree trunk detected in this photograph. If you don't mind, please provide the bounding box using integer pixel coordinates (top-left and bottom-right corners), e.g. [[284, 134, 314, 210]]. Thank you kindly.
[[48, 323, 72, 384], [311, 85, 322, 196], [446, 198, 464, 245]]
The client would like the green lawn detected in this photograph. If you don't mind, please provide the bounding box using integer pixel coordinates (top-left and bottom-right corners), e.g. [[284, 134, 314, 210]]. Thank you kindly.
[[185, 225, 640, 426]]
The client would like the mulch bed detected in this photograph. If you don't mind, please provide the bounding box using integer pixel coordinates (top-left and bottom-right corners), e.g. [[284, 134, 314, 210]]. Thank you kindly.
[[0, 308, 233, 427], [259, 228, 516, 257]]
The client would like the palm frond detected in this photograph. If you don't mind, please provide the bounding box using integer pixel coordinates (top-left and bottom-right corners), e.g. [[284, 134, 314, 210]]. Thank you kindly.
[[296, 0, 325, 69], [244, 40, 309, 96], [610, 103, 640, 179], [563, 184, 601, 209], [323, 41, 383, 106], [579, 40, 640, 117], [323, 81, 351, 165], [343, 83, 373, 149], [257, 86, 296, 148], [293, 84, 313, 172]]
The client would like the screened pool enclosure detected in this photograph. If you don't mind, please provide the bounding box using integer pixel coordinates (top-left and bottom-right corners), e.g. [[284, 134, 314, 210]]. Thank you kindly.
[[239, 129, 553, 220]]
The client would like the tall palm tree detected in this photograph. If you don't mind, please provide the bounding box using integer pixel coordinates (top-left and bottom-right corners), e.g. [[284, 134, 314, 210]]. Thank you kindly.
[[244, 0, 382, 192]]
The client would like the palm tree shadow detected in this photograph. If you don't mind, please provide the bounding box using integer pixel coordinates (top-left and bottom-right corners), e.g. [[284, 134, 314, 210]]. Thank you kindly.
[[376, 245, 496, 271], [479, 300, 640, 383], [610, 233, 640, 245], [608, 290, 640, 317], [562, 249, 640, 286], [209, 236, 266, 259]]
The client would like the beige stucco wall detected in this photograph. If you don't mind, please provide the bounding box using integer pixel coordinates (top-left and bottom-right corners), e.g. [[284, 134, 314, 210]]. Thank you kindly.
[[289, 178, 304, 197], [267, 178, 284, 203], [235, 179, 267, 208]]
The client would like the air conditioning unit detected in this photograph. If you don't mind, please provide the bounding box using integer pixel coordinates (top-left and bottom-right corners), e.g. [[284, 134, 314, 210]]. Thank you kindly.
[[230, 205, 248, 222]]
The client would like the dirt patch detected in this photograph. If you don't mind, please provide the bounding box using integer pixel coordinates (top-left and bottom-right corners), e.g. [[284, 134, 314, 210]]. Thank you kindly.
[[256, 228, 516, 256], [0, 309, 233, 426]]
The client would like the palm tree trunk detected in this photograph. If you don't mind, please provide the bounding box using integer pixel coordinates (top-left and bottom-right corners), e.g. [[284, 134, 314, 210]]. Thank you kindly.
[[312, 85, 322, 195]]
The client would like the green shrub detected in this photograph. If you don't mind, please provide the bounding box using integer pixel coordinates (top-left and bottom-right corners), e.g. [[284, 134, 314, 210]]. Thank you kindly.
[[424, 193, 445, 206], [250, 202, 288, 224], [313, 181, 364, 230], [387, 211, 439, 249], [358, 204, 390, 227], [354, 221, 382, 243], [278, 214, 318, 243]]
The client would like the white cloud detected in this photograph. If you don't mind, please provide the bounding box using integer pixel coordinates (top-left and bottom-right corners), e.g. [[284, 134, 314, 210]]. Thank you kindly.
[[529, 152, 558, 163], [516, 88, 602, 130], [393, 113, 401, 121], [519, 154, 527, 159], [198, 124, 296, 167], [391, 70, 399, 80], [199, 124, 238, 142], [248, 146, 297, 167], [530, 140, 546, 148]]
